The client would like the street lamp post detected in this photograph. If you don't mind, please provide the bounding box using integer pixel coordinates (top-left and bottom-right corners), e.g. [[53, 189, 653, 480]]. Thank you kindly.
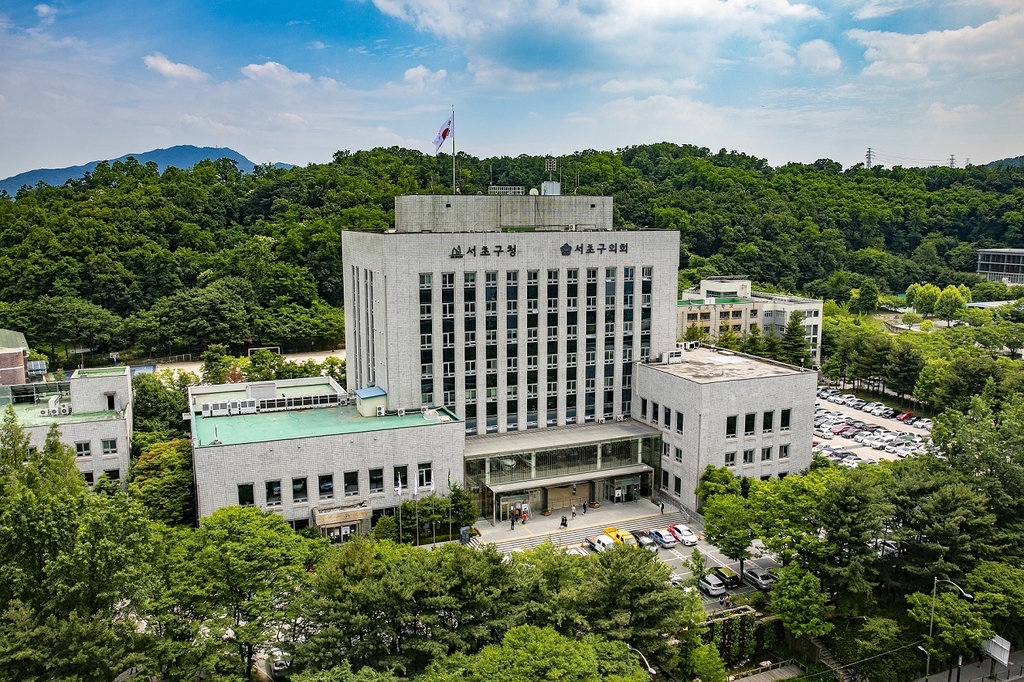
[[627, 645, 657, 675], [926, 577, 975, 681]]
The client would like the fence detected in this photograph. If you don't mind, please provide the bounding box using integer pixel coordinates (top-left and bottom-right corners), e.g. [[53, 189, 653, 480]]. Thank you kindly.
[[967, 665, 1024, 682], [733, 659, 805, 681]]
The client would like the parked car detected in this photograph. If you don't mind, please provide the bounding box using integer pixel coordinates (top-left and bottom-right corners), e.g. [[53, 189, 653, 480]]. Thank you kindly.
[[861, 402, 883, 412], [583, 534, 616, 553], [896, 411, 915, 422], [849, 399, 867, 409], [631, 530, 659, 552], [743, 567, 775, 590], [698, 573, 727, 596], [879, 408, 898, 419], [668, 523, 698, 546], [917, 419, 934, 430], [712, 566, 741, 589], [648, 529, 678, 549], [813, 427, 833, 440]]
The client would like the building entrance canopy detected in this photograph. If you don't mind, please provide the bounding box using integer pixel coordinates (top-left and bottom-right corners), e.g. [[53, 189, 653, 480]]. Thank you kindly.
[[487, 463, 652, 494]]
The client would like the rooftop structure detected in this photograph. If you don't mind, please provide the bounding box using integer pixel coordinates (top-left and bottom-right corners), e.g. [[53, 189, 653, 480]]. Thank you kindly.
[[393, 191, 613, 233], [643, 346, 805, 383]]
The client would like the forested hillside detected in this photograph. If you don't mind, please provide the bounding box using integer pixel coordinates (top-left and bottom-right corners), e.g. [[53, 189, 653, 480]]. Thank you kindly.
[[0, 144, 1022, 365]]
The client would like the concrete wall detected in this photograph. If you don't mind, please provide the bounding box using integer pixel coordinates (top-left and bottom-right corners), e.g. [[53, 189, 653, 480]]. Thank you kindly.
[[70, 370, 132, 414], [394, 195, 613, 233], [633, 359, 816, 508], [193, 419, 466, 521], [23, 417, 132, 486]]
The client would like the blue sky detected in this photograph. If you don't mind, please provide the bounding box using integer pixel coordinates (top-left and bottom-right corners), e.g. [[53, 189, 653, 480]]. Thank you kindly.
[[0, 0, 1021, 178]]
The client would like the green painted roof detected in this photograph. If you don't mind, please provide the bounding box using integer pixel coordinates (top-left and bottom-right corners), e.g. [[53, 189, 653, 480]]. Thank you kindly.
[[678, 297, 749, 305], [193, 404, 460, 448], [10, 400, 120, 428], [0, 329, 28, 350], [72, 367, 129, 378]]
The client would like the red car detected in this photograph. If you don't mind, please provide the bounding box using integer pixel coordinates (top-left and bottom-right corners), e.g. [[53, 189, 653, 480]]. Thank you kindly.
[[831, 424, 856, 436], [896, 412, 915, 422]]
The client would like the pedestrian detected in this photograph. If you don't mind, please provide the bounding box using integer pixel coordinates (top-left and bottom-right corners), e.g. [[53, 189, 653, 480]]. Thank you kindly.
[[660, 501, 665, 514], [510, 515, 516, 531], [719, 594, 725, 609], [560, 515, 568, 528], [571, 504, 577, 519], [522, 512, 528, 524], [582, 501, 588, 515]]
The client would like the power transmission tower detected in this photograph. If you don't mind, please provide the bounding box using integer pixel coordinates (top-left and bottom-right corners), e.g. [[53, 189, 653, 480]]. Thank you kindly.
[[866, 148, 873, 167], [949, 154, 956, 168]]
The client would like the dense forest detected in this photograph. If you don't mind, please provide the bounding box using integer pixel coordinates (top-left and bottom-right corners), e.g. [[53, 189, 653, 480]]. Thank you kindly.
[[0, 144, 1022, 365]]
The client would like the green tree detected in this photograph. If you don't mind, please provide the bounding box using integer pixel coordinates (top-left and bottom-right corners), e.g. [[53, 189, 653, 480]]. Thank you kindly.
[[779, 311, 812, 367], [914, 283, 941, 316], [769, 563, 833, 638], [851, 277, 880, 315], [190, 506, 323, 680], [129, 439, 195, 526], [200, 344, 234, 384], [702, 494, 754, 576], [695, 465, 741, 505], [934, 285, 967, 324], [741, 323, 766, 357], [907, 590, 992, 676], [884, 340, 925, 400]]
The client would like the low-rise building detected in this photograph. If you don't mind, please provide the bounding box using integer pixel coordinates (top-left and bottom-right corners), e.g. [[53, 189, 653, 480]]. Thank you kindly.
[[0, 329, 29, 386], [633, 345, 816, 511], [977, 248, 1024, 285], [677, 277, 823, 365], [187, 376, 465, 539], [3, 366, 133, 485]]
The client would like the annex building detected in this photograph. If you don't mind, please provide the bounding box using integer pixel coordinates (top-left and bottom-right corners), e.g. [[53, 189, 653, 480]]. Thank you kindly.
[[3, 366, 133, 485], [634, 346, 816, 511], [677, 277, 823, 365], [188, 376, 463, 537]]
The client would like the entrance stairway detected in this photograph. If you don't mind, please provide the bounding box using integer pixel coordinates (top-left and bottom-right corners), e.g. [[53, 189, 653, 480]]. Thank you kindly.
[[809, 636, 851, 682]]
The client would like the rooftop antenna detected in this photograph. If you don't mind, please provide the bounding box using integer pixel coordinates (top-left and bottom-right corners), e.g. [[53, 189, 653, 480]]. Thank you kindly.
[[545, 156, 556, 181]]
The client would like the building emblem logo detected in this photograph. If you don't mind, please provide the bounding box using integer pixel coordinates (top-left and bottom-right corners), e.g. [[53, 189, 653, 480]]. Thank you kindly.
[[560, 243, 572, 256]]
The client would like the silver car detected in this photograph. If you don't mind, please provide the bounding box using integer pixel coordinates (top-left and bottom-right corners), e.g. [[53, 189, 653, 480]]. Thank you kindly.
[[743, 566, 775, 590]]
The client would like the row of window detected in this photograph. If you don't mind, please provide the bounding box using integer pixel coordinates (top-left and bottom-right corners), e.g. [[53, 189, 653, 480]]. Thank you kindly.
[[237, 463, 433, 507], [725, 410, 791, 438], [420, 267, 653, 289], [83, 469, 120, 484], [75, 439, 119, 457], [639, 398, 685, 434], [724, 444, 790, 465]]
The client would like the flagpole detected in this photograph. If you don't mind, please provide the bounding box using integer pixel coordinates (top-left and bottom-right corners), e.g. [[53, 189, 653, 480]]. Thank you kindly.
[[451, 105, 456, 195]]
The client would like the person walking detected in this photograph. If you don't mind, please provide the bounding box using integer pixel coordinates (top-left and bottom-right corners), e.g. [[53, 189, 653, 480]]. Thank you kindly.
[[571, 504, 577, 519], [510, 515, 516, 531], [582, 501, 588, 515], [660, 501, 665, 514], [560, 515, 568, 529]]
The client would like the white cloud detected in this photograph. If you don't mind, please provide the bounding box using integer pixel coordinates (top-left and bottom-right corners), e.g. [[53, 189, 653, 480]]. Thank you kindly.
[[798, 39, 841, 73], [241, 61, 312, 86], [403, 64, 446, 89], [927, 102, 981, 123], [372, 0, 822, 89], [143, 53, 209, 82], [308, 41, 327, 50], [849, 8, 1024, 80], [848, 0, 928, 20], [34, 4, 55, 25], [598, 77, 699, 94], [180, 114, 244, 135], [754, 39, 796, 69]]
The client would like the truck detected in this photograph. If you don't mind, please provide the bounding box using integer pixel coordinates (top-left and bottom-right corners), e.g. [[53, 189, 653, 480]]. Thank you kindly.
[[583, 534, 616, 553], [604, 526, 637, 547]]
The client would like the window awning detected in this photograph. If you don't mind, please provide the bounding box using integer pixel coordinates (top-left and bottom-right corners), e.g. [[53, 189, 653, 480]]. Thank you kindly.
[[486, 463, 653, 494]]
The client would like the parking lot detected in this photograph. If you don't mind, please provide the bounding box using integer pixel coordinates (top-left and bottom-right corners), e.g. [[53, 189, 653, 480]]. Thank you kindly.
[[814, 390, 932, 464]]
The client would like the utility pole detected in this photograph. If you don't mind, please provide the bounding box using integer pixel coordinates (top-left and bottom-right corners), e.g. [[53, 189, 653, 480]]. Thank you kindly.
[[866, 148, 873, 167], [949, 154, 956, 168]]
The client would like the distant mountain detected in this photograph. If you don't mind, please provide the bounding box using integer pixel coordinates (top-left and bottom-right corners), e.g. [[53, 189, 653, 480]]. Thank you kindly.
[[0, 145, 294, 194], [985, 155, 1024, 168]]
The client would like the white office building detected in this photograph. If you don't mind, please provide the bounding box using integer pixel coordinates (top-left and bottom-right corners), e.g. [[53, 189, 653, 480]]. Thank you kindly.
[[187, 376, 464, 536], [633, 346, 816, 510], [3, 366, 133, 485]]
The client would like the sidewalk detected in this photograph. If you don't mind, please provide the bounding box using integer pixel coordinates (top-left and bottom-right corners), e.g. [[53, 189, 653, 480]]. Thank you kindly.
[[914, 651, 1024, 682], [474, 497, 690, 553]]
